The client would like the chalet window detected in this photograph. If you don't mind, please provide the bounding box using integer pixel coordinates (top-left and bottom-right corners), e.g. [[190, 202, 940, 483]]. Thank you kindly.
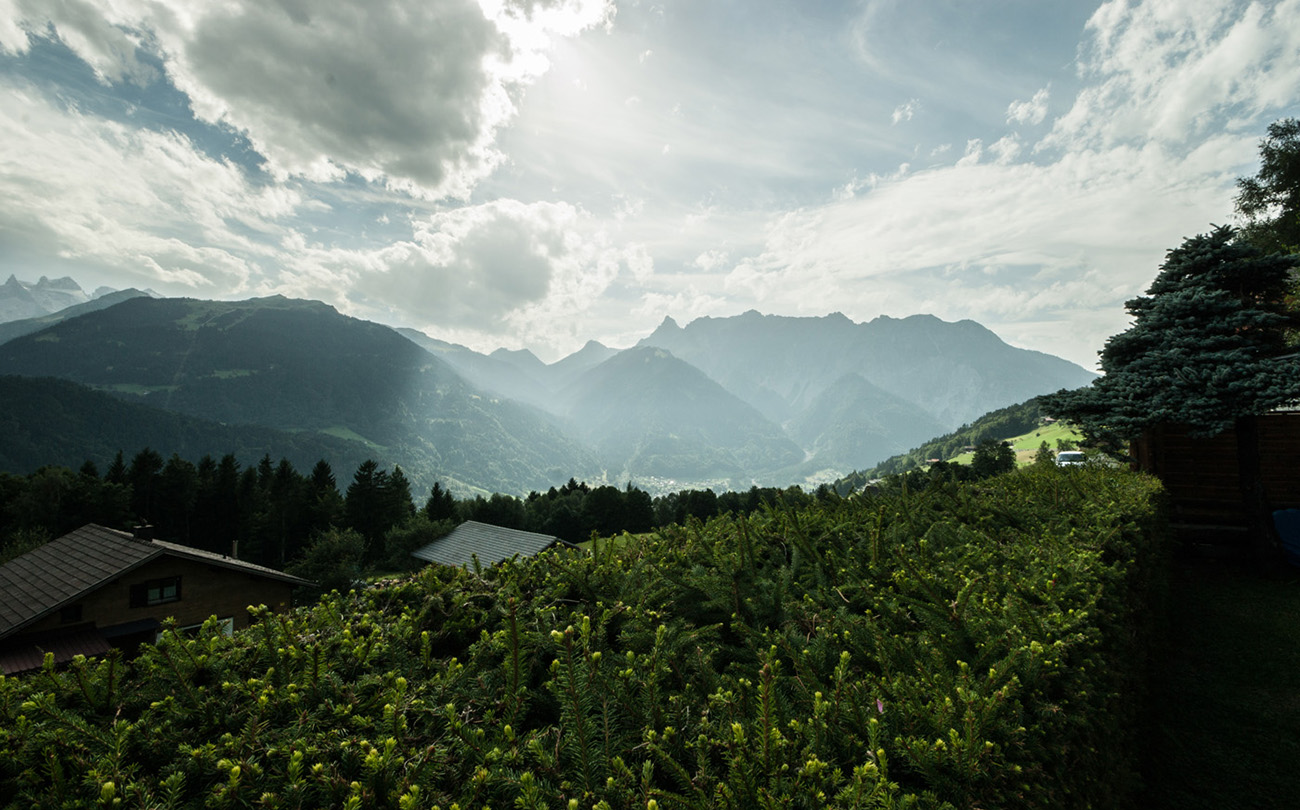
[[60, 604, 83, 624], [129, 576, 182, 608]]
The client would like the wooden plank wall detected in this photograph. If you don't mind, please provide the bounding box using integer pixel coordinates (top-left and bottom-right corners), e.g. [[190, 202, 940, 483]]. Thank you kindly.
[[1258, 413, 1300, 507], [1133, 413, 1300, 543]]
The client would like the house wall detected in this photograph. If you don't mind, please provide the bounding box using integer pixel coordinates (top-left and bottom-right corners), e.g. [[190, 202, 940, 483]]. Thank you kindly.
[[1133, 412, 1300, 541], [22, 554, 295, 637]]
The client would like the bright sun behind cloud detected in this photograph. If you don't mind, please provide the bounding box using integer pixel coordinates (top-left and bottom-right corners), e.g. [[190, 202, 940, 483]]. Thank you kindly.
[[0, 0, 1297, 369]]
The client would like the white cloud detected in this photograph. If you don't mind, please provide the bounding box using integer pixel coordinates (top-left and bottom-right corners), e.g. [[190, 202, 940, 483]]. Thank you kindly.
[[632, 287, 733, 333], [0, 0, 156, 83], [3, 0, 615, 199], [1046, 0, 1300, 151], [1006, 86, 1050, 126], [272, 199, 650, 358], [692, 249, 729, 271], [0, 82, 292, 292], [955, 138, 983, 167], [719, 139, 1235, 369], [988, 134, 1021, 164], [891, 98, 918, 124]]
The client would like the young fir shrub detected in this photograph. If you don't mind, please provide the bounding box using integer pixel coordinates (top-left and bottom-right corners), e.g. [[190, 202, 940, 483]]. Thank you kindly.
[[0, 465, 1166, 809]]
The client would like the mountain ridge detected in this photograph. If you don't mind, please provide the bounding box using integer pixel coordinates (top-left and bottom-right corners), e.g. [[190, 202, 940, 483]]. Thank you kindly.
[[0, 296, 599, 495], [0, 289, 1096, 494]]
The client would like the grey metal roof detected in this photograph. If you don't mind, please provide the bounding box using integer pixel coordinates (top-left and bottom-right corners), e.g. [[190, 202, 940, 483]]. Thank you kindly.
[[410, 520, 571, 568], [0, 524, 313, 641]]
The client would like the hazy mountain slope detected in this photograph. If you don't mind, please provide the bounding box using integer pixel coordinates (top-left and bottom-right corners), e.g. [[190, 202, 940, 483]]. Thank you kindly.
[[638, 310, 1095, 429], [561, 346, 804, 482], [636, 312, 854, 423], [0, 288, 151, 346], [490, 347, 547, 377], [398, 330, 620, 410], [0, 375, 372, 476], [784, 373, 951, 472], [398, 328, 552, 406], [848, 315, 1093, 428], [548, 340, 619, 388], [0, 296, 597, 494], [831, 397, 1054, 493]]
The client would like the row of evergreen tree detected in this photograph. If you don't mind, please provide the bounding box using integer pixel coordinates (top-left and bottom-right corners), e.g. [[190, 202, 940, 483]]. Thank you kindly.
[[0, 449, 820, 573]]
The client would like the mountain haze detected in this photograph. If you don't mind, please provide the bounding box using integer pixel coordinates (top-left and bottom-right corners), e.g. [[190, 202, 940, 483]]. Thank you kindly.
[[784, 373, 950, 474], [637, 310, 1095, 428], [0, 296, 597, 495], [559, 346, 804, 483], [0, 275, 112, 323], [0, 291, 1097, 494]]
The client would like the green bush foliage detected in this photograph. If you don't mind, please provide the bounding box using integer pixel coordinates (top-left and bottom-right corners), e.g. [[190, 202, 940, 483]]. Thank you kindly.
[[0, 465, 1166, 809]]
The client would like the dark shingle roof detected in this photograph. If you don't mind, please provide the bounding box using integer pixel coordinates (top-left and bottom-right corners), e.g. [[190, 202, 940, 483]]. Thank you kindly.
[[411, 521, 571, 568], [0, 524, 312, 641], [0, 626, 113, 675]]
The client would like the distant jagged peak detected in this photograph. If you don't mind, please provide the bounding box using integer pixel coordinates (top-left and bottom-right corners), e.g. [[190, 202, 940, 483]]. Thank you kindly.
[[34, 276, 83, 291]]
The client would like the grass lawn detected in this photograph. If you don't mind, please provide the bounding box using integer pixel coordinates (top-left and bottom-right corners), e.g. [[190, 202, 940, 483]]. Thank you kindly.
[[946, 421, 1085, 465], [1142, 555, 1300, 807]]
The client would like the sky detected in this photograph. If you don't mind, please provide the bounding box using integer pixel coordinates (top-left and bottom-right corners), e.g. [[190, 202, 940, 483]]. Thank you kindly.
[[1, 0, 1298, 371]]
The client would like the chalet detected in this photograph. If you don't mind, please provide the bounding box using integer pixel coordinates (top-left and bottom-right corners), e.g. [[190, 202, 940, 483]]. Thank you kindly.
[[411, 520, 577, 569], [0, 523, 313, 675]]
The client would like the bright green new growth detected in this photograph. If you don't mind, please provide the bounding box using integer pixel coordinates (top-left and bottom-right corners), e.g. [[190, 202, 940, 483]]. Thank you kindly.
[[0, 466, 1165, 809]]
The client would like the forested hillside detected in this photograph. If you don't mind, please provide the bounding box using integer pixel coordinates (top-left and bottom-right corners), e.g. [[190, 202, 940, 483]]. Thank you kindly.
[[0, 296, 599, 495], [0, 466, 1167, 808], [0, 376, 370, 478], [833, 398, 1052, 492]]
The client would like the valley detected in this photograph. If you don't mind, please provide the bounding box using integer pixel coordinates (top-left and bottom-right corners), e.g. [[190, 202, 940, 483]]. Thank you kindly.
[[0, 284, 1096, 496]]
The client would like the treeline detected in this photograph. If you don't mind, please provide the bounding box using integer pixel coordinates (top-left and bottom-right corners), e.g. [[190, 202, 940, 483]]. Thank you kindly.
[[0, 449, 822, 575]]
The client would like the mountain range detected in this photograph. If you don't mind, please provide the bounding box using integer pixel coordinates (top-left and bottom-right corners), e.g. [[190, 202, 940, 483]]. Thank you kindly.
[[0, 289, 1096, 496], [0, 275, 131, 323]]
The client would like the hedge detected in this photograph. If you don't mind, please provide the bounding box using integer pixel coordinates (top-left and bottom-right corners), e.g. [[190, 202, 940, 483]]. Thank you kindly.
[[0, 464, 1167, 809]]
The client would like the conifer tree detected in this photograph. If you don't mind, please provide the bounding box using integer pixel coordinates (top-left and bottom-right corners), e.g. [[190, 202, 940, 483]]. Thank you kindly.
[[423, 481, 457, 522], [1042, 226, 1299, 445], [345, 460, 389, 562], [306, 459, 344, 534]]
